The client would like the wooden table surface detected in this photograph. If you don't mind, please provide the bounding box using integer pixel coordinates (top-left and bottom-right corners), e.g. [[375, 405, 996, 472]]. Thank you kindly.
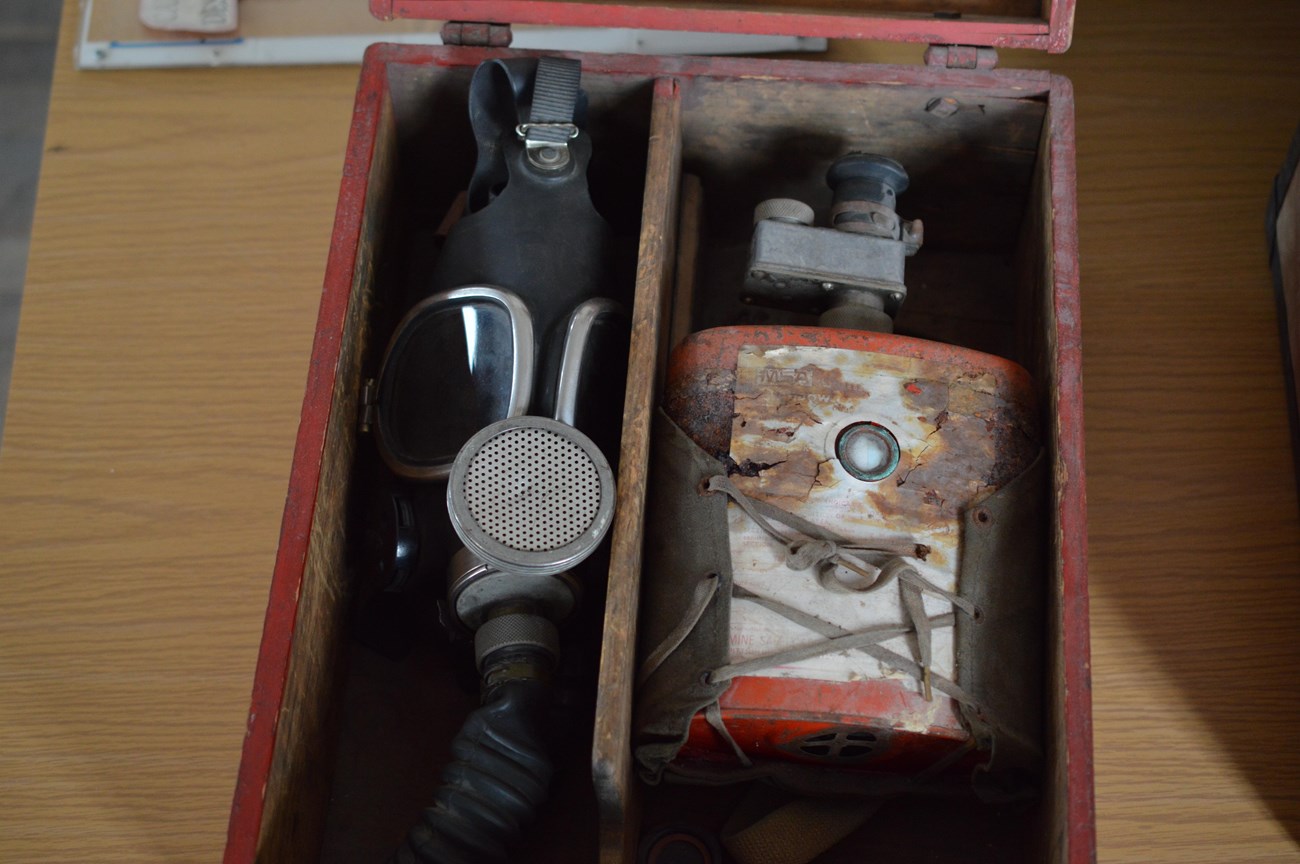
[[2, 1, 1298, 861]]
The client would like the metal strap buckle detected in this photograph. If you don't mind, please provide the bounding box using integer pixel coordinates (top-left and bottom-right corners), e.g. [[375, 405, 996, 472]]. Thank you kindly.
[[515, 122, 579, 144], [516, 123, 579, 171]]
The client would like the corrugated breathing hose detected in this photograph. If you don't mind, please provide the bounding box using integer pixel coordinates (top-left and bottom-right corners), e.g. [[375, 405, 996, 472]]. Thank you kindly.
[[387, 676, 553, 864]]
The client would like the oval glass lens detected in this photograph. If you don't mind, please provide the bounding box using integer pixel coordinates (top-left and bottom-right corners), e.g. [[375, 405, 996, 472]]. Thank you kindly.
[[381, 300, 517, 470]]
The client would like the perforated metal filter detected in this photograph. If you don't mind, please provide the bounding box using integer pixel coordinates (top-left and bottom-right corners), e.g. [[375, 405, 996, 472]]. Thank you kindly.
[[448, 416, 615, 577], [465, 426, 601, 552]]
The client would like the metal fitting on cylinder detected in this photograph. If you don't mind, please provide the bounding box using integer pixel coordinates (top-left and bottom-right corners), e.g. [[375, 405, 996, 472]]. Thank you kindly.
[[744, 152, 923, 334], [474, 610, 560, 674]]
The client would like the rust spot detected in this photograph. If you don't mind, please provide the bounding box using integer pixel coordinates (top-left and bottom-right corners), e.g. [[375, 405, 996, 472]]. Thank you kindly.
[[902, 378, 949, 417], [725, 456, 785, 478], [665, 366, 737, 457], [813, 458, 839, 490], [760, 425, 799, 442], [670, 332, 1041, 585], [733, 445, 823, 501], [772, 398, 823, 427]]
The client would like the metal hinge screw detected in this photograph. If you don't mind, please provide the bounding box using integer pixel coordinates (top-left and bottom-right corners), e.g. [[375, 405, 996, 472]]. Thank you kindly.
[[359, 377, 378, 433]]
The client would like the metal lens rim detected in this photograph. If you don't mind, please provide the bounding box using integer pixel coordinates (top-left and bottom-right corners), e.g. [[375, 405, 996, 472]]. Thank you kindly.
[[835, 420, 901, 482], [374, 285, 534, 481]]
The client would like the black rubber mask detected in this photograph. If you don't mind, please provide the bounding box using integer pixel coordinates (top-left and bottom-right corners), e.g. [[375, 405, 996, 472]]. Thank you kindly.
[[373, 58, 618, 479]]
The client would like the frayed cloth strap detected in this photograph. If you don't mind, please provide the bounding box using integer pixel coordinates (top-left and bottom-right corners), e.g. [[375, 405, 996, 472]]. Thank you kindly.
[[705, 700, 753, 768], [900, 577, 933, 699], [709, 615, 955, 684], [704, 475, 976, 616], [705, 474, 980, 699], [877, 557, 979, 618], [637, 572, 720, 686], [704, 474, 920, 589], [730, 586, 983, 712], [878, 553, 977, 699], [732, 585, 1036, 757]]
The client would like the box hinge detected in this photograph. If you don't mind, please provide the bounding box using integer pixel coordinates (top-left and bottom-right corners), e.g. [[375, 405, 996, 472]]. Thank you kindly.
[[924, 45, 998, 70], [441, 21, 513, 47], [359, 377, 378, 433]]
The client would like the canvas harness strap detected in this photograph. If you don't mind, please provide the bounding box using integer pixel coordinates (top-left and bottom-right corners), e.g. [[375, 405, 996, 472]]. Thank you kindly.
[[637, 474, 1001, 864], [698, 473, 979, 696]]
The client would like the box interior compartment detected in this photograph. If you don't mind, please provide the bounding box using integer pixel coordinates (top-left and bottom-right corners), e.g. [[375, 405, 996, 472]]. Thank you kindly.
[[675, 75, 1047, 363], [246, 55, 659, 864], [595, 65, 1066, 864], [242, 46, 1074, 864], [322, 59, 658, 864]]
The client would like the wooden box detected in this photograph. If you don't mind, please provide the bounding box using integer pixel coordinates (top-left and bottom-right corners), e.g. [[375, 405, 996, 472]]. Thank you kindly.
[[224, 5, 1093, 862], [1269, 124, 1300, 492]]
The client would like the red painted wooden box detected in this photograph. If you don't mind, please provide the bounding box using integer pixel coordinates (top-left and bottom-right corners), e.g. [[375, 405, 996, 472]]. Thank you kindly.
[[224, 2, 1092, 862], [1270, 125, 1300, 493]]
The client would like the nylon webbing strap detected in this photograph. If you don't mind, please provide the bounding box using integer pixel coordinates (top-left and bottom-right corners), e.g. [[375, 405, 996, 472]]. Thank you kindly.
[[522, 57, 581, 144]]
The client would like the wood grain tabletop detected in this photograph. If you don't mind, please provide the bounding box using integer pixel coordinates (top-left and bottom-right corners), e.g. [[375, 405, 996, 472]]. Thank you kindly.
[[1, 1, 1298, 861]]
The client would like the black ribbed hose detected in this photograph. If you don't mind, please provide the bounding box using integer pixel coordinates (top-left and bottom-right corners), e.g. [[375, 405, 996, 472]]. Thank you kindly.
[[388, 678, 553, 864]]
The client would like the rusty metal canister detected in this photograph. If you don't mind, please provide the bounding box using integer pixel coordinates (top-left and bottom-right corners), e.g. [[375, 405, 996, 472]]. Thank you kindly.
[[664, 324, 1039, 775]]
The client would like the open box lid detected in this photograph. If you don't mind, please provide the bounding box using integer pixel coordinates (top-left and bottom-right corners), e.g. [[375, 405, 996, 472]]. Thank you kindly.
[[370, 0, 1075, 53]]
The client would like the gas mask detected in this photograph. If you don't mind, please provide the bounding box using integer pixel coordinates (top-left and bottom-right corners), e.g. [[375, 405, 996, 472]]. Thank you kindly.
[[366, 58, 629, 864]]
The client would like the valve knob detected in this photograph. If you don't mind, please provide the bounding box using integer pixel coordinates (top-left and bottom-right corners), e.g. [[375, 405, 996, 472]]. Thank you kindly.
[[753, 198, 815, 226], [826, 153, 910, 208], [827, 153, 911, 239]]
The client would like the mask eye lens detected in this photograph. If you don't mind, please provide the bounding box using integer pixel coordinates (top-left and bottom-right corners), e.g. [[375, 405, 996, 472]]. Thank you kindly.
[[379, 297, 521, 475]]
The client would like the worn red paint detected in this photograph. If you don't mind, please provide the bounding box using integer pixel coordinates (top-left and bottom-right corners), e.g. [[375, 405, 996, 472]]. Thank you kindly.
[[1047, 74, 1096, 864], [683, 676, 973, 774], [372, 0, 1076, 53], [221, 54, 389, 864]]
